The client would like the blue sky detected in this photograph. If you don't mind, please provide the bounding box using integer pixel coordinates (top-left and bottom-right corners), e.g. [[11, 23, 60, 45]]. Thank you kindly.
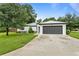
[[30, 3, 79, 20]]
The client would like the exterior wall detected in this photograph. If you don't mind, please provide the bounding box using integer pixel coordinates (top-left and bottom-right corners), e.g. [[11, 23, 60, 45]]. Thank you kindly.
[[32, 27, 37, 32], [25, 27, 37, 32], [17, 26, 37, 32], [37, 25, 39, 33], [38, 24, 66, 35], [40, 26, 43, 34], [17, 27, 27, 32], [62, 24, 66, 35], [37, 25, 43, 34]]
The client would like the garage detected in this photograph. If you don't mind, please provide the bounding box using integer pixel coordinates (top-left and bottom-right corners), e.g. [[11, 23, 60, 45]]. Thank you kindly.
[[37, 21, 66, 35], [43, 26, 62, 34]]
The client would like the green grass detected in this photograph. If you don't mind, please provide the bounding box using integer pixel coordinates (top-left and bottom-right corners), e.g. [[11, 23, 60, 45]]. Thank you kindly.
[[69, 31, 79, 39], [0, 32, 37, 55]]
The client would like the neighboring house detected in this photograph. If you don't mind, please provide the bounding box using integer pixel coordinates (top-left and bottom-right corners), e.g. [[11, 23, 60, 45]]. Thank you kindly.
[[17, 21, 66, 35]]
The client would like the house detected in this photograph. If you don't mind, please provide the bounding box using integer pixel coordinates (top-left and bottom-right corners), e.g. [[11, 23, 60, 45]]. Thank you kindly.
[[37, 21, 66, 35], [17, 21, 66, 35], [17, 23, 37, 33]]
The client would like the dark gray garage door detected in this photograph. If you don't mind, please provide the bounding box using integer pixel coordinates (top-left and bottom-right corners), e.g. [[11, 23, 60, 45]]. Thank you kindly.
[[43, 26, 62, 34]]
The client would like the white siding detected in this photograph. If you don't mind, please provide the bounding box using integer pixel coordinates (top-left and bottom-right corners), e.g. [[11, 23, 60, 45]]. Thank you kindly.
[[38, 24, 66, 35], [40, 26, 43, 34], [62, 24, 66, 35], [17, 26, 37, 32]]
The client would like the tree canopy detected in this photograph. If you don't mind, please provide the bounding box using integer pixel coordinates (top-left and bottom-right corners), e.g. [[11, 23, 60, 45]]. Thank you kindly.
[[43, 17, 56, 22], [0, 3, 36, 35], [37, 19, 42, 24], [57, 13, 79, 33]]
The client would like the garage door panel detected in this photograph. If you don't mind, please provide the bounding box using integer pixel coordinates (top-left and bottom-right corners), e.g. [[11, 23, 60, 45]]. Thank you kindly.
[[43, 26, 62, 34]]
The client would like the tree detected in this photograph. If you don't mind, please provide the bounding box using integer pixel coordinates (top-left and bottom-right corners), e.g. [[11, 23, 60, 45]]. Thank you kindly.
[[57, 17, 65, 22], [43, 17, 56, 22], [37, 19, 42, 24], [73, 16, 79, 29], [0, 3, 36, 36], [64, 14, 76, 31], [21, 4, 37, 24], [57, 13, 79, 33]]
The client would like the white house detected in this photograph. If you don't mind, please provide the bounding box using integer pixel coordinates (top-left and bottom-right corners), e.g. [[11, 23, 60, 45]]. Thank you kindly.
[[17, 21, 66, 35], [37, 21, 66, 35], [17, 23, 37, 33]]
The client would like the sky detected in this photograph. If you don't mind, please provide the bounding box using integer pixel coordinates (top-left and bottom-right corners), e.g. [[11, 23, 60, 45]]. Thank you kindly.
[[30, 3, 79, 20]]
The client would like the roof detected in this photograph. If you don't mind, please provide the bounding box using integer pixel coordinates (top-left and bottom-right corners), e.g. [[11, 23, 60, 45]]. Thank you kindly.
[[26, 21, 66, 26], [40, 21, 66, 25], [27, 23, 37, 27]]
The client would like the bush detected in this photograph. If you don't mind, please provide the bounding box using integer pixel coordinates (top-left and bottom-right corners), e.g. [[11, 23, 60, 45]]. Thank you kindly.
[[66, 29, 71, 34], [28, 27, 34, 33]]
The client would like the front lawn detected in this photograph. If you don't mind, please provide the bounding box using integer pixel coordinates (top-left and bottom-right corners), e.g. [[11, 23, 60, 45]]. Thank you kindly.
[[69, 31, 79, 39], [0, 32, 36, 55]]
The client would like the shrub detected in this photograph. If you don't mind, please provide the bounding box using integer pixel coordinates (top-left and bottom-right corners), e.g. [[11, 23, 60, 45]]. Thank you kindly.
[[66, 29, 71, 34], [28, 27, 34, 33]]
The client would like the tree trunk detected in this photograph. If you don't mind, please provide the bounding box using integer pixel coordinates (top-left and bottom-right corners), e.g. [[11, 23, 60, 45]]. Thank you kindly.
[[6, 28, 9, 36]]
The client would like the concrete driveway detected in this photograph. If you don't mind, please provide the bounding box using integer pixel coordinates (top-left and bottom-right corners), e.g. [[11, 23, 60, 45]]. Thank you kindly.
[[3, 35, 79, 56]]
